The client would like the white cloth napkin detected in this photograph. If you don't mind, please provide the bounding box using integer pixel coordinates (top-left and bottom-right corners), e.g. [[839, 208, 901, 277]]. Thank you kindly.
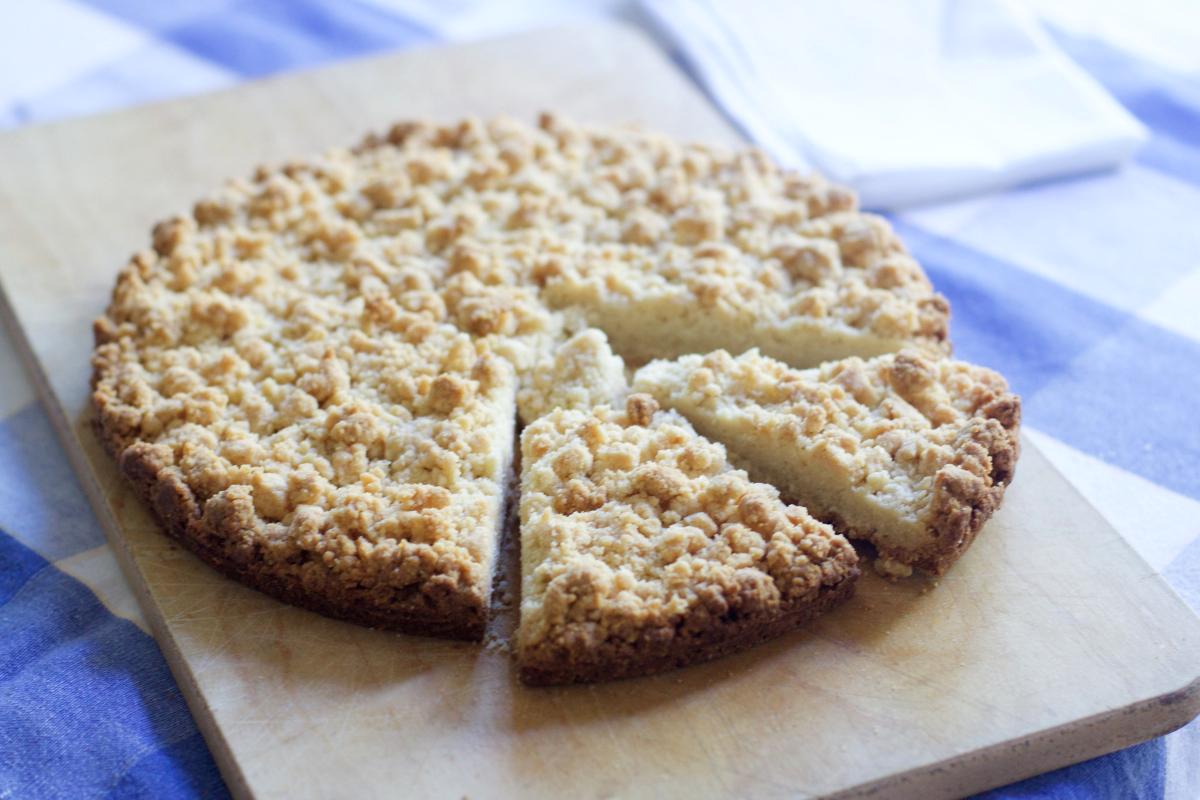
[[641, 0, 1148, 208]]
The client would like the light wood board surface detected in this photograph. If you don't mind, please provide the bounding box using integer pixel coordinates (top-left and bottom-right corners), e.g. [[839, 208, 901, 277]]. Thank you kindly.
[[1, 22, 1199, 800]]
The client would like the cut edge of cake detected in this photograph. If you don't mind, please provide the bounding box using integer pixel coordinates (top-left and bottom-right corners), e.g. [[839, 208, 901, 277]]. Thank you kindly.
[[535, 207, 953, 372], [554, 293, 950, 371]]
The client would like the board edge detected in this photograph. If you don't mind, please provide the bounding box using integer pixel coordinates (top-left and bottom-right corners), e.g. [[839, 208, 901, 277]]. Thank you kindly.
[[827, 673, 1200, 800]]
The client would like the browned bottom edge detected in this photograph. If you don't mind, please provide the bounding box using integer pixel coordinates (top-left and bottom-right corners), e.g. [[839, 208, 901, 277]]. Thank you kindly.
[[518, 571, 858, 686], [104, 424, 493, 642]]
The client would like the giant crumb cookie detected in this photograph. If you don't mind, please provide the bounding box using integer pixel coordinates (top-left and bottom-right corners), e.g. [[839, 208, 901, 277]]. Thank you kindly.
[[91, 113, 975, 671]]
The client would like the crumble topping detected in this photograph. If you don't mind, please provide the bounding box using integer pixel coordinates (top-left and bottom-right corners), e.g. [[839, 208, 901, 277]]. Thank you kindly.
[[633, 349, 1020, 524], [92, 166, 526, 615], [175, 112, 947, 361], [516, 327, 629, 424], [89, 113, 973, 648], [518, 394, 857, 652]]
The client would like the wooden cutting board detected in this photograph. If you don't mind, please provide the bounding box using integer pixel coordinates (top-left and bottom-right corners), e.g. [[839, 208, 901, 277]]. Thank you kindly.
[[1, 22, 1198, 800]]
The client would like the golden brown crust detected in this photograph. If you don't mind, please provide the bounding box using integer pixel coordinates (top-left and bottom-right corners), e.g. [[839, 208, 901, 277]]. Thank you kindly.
[[90, 163, 522, 640], [842, 352, 1020, 575]]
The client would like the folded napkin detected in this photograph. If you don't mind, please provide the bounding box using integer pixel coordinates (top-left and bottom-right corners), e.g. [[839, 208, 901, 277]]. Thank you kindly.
[[641, 0, 1148, 208]]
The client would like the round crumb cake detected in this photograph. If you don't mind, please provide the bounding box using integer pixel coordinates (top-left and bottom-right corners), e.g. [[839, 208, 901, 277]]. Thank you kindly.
[[91, 113, 1014, 684]]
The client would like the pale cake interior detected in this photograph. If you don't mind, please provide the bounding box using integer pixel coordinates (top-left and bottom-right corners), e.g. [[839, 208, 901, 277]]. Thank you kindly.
[[539, 209, 951, 370]]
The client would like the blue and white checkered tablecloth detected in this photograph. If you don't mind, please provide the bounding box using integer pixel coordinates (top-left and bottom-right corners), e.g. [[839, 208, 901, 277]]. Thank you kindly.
[[2, 1, 1199, 797]]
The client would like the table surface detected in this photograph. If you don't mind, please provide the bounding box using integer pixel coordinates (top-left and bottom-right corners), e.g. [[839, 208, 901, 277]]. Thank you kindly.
[[2, 3, 1200, 800]]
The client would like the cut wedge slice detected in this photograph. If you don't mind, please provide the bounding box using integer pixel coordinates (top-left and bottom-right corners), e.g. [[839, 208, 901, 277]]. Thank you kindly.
[[633, 349, 1020, 577], [516, 393, 858, 685]]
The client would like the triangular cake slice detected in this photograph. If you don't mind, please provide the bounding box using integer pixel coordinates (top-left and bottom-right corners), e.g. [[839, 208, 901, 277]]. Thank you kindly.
[[516, 393, 859, 685], [633, 349, 1020, 577]]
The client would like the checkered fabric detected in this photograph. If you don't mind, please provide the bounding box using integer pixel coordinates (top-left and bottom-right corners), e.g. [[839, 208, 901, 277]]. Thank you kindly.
[[1, 1, 1197, 797]]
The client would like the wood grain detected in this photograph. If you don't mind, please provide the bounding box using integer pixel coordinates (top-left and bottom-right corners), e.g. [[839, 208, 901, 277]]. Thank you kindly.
[[1, 22, 1199, 800]]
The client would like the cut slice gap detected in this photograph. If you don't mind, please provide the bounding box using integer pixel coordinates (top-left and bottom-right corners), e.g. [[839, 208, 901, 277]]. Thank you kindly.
[[633, 349, 1020, 577], [484, 427, 526, 651], [516, 393, 858, 685]]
